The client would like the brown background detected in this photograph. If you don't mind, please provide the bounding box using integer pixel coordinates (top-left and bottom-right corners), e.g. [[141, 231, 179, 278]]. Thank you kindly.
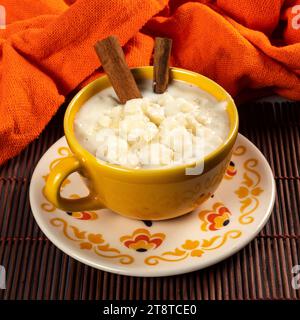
[[0, 101, 299, 300]]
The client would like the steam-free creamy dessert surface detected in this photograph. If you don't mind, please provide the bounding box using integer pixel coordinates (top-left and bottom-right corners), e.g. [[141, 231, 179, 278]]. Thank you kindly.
[[74, 80, 230, 168]]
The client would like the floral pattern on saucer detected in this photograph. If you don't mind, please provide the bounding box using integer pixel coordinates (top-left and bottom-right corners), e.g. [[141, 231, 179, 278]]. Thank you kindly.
[[29, 134, 275, 277]]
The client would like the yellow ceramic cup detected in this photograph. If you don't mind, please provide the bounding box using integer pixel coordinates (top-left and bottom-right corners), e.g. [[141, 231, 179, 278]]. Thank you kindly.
[[44, 67, 238, 220]]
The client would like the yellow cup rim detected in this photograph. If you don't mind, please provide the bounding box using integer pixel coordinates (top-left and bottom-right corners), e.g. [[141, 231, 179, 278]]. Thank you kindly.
[[64, 66, 238, 178]]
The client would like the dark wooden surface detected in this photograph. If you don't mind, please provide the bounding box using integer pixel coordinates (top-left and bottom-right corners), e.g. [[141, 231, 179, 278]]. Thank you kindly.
[[0, 101, 299, 300]]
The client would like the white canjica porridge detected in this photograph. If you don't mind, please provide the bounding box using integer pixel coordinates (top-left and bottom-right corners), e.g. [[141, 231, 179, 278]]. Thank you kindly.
[[74, 80, 230, 168]]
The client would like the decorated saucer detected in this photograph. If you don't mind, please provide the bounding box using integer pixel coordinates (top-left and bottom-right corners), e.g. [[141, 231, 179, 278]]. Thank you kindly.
[[29, 134, 275, 277]]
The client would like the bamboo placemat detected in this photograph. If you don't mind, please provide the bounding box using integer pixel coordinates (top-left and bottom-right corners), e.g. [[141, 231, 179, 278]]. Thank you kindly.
[[0, 101, 299, 300]]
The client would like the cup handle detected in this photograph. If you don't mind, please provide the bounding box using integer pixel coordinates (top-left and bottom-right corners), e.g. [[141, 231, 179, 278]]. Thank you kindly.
[[44, 156, 103, 212]]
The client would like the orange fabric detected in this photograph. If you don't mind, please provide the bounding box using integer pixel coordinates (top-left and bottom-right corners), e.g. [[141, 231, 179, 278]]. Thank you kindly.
[[0, 0, 300, 164]]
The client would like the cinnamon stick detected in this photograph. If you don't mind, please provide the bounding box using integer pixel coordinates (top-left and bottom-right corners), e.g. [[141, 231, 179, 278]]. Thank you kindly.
[[153, 37, 172, 94], [94, 36, 142, 104]]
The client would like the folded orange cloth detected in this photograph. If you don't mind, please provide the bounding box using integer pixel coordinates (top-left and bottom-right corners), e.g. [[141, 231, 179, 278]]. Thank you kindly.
[[0, 0, 300, 164]]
